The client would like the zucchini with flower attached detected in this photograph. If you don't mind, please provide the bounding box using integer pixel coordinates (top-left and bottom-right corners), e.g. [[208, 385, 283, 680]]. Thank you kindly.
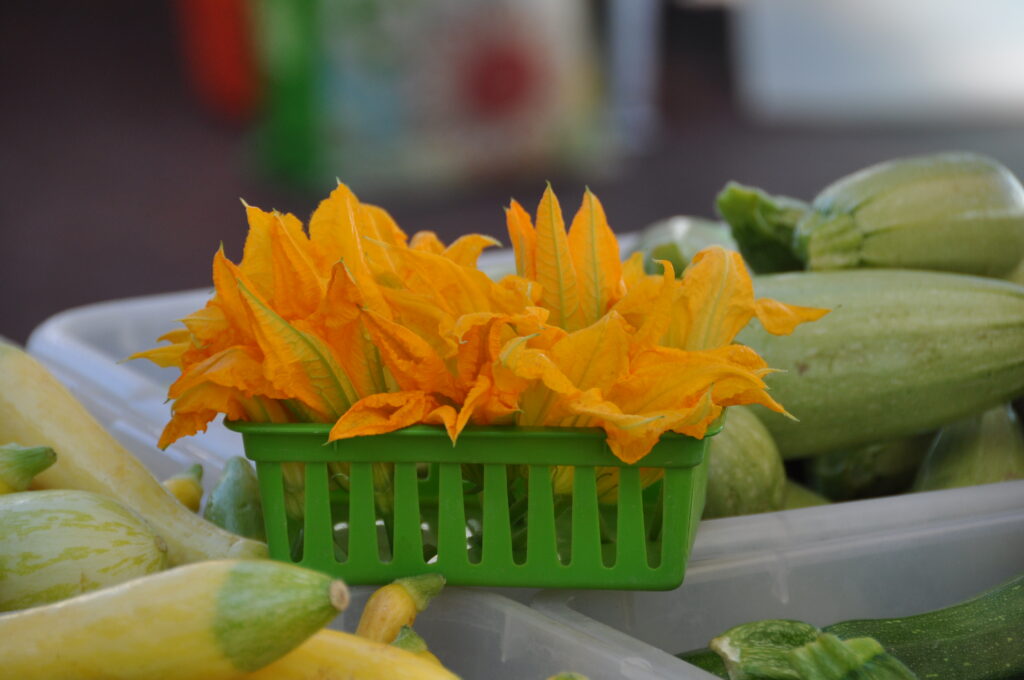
[[793, 152, 1024, 278], [739, 270, 1024, 459]]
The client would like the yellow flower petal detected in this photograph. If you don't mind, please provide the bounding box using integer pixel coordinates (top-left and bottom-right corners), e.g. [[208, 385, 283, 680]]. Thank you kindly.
[[753, 297, 830, 335], [568, 189, 623, 326], [328, 391, 445, 440], [238, 281, 357, 420], [673, 246, 756, 351], [444, 234, 502, 268], [168, 345, 286, 400], [360, 310, 457, 398], [158, 382, 248, 449], [505, 199, 536, 279], [409, 230, 446, 254], [533, 185, 581, 329]]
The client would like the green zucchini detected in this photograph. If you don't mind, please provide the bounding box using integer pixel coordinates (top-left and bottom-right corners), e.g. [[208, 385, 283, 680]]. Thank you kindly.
[[203, 457, 266, 542], [824, 573, 1024, 680], [807, 434, 932, 502], [703, 405, 786, 519], [793, 152, 1024, 278], [715, 182, 808, 274], [707, 619, 918, 679], [738, 270, 1024, 459], [912, 403, 1024, 492], [630, 216, 739, 276]]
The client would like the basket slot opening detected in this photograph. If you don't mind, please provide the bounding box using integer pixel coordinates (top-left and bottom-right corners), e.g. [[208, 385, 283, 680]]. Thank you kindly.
[[278, 461, 307, 563]]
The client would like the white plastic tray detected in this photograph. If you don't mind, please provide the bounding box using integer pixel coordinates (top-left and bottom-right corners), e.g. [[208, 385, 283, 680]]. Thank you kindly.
[[334, 587, 720, 680], [533, 479, 1024, 673], [24, 240, 1022, 678]]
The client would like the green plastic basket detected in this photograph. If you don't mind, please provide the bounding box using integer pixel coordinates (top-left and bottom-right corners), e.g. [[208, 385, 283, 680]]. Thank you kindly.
[[228, 422, 715, 589]]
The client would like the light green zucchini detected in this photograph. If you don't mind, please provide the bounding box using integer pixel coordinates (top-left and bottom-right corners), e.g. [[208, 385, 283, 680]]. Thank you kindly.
[[0, 489, 168, 611], [912, 403, 1024, 492], [738, 270, 1024, 459], [715, 182, 808, 274], [204, 457, 266, 542], [630, 215, 739, 275], [703, 405, 785, 519], [793, 152, 1024, 278]]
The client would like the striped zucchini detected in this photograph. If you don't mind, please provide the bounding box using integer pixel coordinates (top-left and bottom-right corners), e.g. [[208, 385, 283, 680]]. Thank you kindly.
[[0, 558, 349, 679], [0, 340, 267, 564], [0, 489, 168, 611], [738, 270, 1024, 458]]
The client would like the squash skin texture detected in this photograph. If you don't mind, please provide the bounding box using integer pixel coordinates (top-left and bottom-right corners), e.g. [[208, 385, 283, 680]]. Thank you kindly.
[[740, 270, 1024, 459]]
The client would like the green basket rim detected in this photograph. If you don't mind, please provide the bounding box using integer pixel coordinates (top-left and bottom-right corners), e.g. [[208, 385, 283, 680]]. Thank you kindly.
[[225, 420, 724, 438], [226, 420, 722, 468]]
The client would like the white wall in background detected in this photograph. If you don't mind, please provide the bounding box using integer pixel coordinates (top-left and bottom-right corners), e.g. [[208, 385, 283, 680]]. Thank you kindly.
[[732, 0, 1024, 123]]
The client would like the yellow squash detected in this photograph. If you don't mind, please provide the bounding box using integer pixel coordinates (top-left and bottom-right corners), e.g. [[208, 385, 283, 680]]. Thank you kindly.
[[355, 573, 446, 643], [0, 558, 349, 680], [245, 628, 459, 680], [0, 340, 266, 564], [162, 463, 204, 512]]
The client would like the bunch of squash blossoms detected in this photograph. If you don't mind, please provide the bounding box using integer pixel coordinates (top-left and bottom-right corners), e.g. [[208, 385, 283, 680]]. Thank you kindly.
[[135, 182, 826, 511]]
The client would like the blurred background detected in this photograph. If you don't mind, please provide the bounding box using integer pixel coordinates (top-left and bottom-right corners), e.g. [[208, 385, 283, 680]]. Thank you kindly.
[[5, 0, 1024, 344]]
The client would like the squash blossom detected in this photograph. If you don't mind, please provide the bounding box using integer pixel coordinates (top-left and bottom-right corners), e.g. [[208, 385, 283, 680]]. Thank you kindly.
[[135, 182, 827, 475]]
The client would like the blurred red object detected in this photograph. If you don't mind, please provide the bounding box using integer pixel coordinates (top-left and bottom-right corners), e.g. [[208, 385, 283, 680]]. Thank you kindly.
[[175, 0, 258, 122]]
